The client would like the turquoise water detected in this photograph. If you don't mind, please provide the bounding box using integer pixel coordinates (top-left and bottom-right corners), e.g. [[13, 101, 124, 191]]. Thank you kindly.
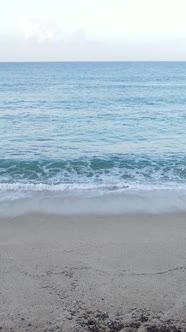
[[0, 62, 186, 214]]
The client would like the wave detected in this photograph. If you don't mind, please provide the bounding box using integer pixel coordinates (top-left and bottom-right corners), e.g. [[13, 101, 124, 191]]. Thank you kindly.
[[0, 154, 186, 215], [0, 154, 186, 188]]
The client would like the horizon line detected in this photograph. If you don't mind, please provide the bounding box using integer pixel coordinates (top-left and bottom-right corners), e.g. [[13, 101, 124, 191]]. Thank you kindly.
[[0, 60, 186, 63]]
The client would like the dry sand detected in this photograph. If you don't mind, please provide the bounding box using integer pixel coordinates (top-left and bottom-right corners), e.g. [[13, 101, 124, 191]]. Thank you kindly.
[[0, 212, 186, 331]]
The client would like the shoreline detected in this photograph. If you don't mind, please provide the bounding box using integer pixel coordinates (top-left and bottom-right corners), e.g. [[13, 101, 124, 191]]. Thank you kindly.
[[1, 187, 186, 218], [0, 212, 186, 331]]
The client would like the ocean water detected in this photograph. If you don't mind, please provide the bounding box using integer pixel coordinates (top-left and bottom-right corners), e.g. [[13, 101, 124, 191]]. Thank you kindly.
[[0, 61, 186, 215]]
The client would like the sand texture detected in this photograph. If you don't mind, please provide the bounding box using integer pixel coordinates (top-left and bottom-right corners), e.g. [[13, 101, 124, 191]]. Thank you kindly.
[[0, 213, 186, 331]]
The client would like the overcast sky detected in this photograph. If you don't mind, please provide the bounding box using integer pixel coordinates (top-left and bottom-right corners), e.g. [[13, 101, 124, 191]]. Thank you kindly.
[[0, 0, 186, 61]]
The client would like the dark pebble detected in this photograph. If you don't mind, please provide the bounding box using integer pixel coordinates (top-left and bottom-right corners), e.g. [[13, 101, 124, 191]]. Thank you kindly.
[[88, 319, 96, 326], [140, 314, 149, 323]]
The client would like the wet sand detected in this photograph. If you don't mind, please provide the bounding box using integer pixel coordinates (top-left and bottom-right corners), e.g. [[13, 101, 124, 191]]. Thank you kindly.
[[0, 212, 186, 331]]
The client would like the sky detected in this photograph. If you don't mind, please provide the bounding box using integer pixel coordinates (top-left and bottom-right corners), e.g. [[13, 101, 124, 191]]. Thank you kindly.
[[0, 0, 186, 61]]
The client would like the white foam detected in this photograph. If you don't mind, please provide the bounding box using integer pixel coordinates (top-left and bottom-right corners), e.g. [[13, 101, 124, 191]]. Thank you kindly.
[[0, 182, 127, 193], [1, 181, 186, 193]]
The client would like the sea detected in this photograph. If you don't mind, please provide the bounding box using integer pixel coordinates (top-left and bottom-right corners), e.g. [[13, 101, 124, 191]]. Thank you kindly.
[[0, 61, 186, 216]]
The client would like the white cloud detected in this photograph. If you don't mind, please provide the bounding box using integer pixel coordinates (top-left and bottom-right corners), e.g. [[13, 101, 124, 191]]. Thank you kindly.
[[20, 17, 62, 42], [1, 36, 186, 61], [68, 30, 87, 43]]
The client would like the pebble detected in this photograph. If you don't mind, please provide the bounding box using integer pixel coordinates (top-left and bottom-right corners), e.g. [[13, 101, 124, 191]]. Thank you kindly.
[[119, 328, 134, 332], [138, 325, 147, 332], [104, 327, 112, 332]]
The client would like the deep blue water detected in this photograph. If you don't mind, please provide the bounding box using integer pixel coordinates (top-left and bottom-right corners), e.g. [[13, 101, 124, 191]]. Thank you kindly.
[[0, 62, 186, 212]]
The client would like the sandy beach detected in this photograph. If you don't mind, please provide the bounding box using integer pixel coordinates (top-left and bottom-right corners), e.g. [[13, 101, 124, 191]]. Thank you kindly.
[[0, 212, 186, 331]]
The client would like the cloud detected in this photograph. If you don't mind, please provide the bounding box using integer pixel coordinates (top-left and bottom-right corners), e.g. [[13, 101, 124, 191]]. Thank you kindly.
[[1, 36, 186, 62], [20, 17, 62, 42], [67, 30, 87, 43]]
